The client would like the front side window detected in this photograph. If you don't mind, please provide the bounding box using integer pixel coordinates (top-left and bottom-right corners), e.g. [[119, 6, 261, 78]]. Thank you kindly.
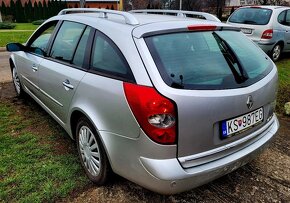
[[90, 32, 134, 81], [228, 8, 272, 25], [50, 21, 86, 62], [145, 31, 272, 90], [28, 21, 57, 56], [278, 10, 286, 24]]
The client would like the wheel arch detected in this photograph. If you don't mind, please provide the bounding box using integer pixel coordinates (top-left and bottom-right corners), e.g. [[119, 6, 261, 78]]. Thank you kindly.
[[70, 109, 87, 140], [9, 57, 15, 71], [69, 108, 114, 172], [276, 40, 284, 50]]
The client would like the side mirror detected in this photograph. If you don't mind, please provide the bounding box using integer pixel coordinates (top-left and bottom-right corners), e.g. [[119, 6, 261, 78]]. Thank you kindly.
[[6, 43, 26, 52]]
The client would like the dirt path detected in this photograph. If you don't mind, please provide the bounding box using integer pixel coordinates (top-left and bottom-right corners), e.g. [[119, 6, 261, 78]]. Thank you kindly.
[[1, 82, 290, 203], [63, 119, 290, 203], [0, 52, 11, 83]]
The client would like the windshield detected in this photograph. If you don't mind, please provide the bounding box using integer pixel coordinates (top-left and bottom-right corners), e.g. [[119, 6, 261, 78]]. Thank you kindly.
[[228, 8, 272, 25], [145, 30, 272, 90]]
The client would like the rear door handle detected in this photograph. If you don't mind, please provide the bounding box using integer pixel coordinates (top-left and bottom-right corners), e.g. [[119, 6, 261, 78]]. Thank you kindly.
[[32, 64, 38, 72], [62, 79, 74, 90]]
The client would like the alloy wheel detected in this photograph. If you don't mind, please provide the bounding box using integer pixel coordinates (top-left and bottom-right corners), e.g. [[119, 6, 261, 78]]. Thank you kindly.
[[78, 126, 101, 177], [12, 68, 21, 95], [272, 44, 281, 62]]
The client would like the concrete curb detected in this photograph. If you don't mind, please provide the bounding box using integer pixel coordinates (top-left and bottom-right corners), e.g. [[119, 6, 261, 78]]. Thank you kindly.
[[0, 47, 6, 52]]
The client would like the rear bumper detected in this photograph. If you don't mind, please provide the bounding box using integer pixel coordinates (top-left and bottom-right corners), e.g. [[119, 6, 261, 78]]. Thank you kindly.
[[253, 40, 275, 54], [138, 115, 279, 194]]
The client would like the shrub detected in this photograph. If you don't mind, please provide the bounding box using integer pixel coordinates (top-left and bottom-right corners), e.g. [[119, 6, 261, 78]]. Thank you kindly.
[[32, 20, 46, 25], [0, 22, 16, 29]]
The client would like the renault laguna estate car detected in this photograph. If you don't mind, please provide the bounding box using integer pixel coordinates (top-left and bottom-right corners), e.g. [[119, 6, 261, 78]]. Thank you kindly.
[[7, 8, 279, 194], [227, 6, 290, 61]]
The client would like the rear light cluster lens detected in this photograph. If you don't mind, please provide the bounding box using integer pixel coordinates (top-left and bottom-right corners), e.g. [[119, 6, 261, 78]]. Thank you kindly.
[[187, 25, 217, 31], [124, 82, 177, 145], [148, 114, 175, 128], [261, 29, 273, 39]]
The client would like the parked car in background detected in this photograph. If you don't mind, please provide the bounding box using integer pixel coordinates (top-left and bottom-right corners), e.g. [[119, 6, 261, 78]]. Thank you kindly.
[[7, 8, 279, 194], [227, 6, 290, 61]]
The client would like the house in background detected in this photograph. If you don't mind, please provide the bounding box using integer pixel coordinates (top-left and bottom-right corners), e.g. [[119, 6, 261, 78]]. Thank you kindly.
[[226, 0, 290, 6], [0, 0, 120, 10], [66, 0, 119, 10]]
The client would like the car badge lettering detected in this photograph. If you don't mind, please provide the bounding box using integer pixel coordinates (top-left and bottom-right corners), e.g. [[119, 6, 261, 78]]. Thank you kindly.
[[246, 95, 253, 109]]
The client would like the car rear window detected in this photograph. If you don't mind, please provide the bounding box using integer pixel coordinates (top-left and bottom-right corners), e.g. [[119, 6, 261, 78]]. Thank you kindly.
[[228, 8, 272, 25], [145, 31, 272, 90]]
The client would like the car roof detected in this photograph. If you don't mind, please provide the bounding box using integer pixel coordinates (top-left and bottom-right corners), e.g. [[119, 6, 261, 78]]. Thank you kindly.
[[48, 9, 231, 39], [239, 5, 287, 10]]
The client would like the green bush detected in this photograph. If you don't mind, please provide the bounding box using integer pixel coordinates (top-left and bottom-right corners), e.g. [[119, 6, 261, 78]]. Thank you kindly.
[[32, 20, 46, 25], [0, 22, 16, 29]]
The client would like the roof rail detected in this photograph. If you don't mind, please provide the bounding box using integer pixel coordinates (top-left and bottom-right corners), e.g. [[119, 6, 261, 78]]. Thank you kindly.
[[130, 9, 221, 22], [58, 8, 139, 25]]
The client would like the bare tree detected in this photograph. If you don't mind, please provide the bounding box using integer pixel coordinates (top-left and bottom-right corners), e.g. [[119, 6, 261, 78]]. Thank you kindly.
[[257, 0, 289, 5], [257, 0, 269, 5], [269, 0, 285, 5]]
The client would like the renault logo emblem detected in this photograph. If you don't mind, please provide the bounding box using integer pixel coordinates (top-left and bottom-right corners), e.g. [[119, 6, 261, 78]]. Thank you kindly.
[[246, 95, 253, 109]]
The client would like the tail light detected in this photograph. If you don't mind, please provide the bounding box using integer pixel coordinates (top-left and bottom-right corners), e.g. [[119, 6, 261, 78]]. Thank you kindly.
[[124, 82, 177, 145], [261, 29, 273, 39]]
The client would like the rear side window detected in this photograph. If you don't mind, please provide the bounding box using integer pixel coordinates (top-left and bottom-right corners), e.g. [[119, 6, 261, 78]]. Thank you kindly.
[[228, 8, 272, 25], [278, 10, 286, 24], [50, 21, 86, 62], [145, 31, 272, 90], [90, 31, 134, 82]]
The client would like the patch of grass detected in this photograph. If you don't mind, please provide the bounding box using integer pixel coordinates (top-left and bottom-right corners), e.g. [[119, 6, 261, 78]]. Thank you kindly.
[[0, 31, 34, 47], [0, 102, 90, 202], [275, 58, 290, 114], [12, 23, 40, 31]]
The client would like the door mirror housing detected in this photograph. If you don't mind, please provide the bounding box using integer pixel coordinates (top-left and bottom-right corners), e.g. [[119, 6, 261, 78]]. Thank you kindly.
[[6, 43, 26, 52]]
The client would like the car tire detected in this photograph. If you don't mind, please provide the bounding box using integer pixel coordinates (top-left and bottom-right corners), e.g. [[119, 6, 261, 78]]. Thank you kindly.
[[12, 66, 24, 97], [271, 44, 282, 62], [76, 117, 111, 185]]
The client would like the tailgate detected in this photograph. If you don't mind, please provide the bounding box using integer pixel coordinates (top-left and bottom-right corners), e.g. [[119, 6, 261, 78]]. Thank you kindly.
[[133, 26, 278, 167]]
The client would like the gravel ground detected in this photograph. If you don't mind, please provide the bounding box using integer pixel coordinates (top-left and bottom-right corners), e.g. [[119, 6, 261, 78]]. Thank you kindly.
[[62, 117, 290, 203], [0, 51, 11, 83]]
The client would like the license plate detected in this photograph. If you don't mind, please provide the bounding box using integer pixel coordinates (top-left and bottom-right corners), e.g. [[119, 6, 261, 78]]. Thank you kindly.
[[241, 28, 252, 34], [221, 108, 263, 139]]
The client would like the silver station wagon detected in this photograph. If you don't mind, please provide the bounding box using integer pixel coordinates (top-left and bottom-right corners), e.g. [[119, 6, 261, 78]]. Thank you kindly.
[[7, 8, 279, 194], [227, 6, 290, 61]]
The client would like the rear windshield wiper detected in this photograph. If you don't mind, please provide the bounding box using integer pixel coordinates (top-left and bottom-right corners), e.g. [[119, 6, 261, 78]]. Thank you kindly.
[[212, 32, 248, 84], [170, 74, 184, 89]]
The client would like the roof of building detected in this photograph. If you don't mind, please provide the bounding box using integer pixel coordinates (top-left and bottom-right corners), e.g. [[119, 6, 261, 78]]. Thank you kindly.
[[65, 0, 118, 2]]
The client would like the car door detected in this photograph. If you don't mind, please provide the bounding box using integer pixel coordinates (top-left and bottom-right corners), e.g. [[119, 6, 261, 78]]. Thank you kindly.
[[37, 21, 93, 124], [16, 21, 58, 97], [277, 9, 290, 51]]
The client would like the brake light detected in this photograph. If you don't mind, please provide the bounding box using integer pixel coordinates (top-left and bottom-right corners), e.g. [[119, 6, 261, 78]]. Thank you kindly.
[[187, 25, 217, 31], [124, 83, 177, 145], [261, 29, 273, 39]]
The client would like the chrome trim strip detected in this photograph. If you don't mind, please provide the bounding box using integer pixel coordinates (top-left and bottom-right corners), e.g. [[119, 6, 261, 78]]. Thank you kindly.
[[38, 88, 63, 107], [21, 74, 39, 90], [21, 74, 63, 107], [179, 116, 276, 164], [23, 85, 65, 126]]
